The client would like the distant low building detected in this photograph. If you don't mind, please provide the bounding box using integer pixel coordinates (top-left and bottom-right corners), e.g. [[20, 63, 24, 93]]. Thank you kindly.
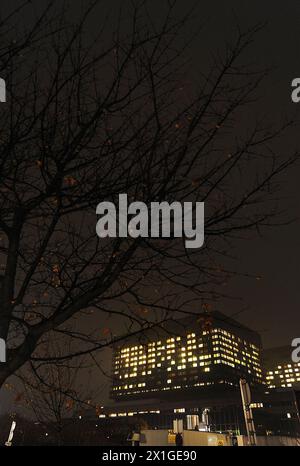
[[263, 346, 300, 389]]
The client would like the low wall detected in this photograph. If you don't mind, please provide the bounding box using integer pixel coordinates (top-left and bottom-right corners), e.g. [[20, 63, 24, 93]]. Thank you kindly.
[[141, 430, 300, 446], [140, 430, 169, 446], [141, 429, 230, 446], [183, 430, 230, 446], [238, 435, 300, 446], [257, 436, 300, 446]]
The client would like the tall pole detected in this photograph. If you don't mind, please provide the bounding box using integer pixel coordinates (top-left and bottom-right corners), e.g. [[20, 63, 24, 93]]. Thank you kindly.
[[239, 378, 257, 446], [0, 78, 6, 102]]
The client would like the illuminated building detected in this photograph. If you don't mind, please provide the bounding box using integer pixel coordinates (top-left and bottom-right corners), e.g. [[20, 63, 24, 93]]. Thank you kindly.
[[111, 311, 263, 400], [70, 321, 300, 439], [263, 346, 300, 389]]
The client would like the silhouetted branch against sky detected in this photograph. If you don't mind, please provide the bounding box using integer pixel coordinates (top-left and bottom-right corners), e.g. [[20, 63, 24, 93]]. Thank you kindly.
[[0, 0, 298, 390]]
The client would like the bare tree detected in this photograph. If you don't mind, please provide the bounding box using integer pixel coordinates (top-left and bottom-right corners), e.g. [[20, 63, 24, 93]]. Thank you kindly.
[[0, 0, 297, 389], [20, 350, 97, 444]]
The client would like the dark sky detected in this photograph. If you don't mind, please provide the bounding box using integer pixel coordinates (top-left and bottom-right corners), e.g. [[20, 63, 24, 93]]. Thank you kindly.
[[9, 0, 300, 346], [1, 1, 300, 412], [183, 0, 300, 349], [85, 0, 300, 350], [99, 0, 300, 349]]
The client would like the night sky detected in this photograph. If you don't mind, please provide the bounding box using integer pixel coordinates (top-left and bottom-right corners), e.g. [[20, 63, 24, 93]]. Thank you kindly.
[[185, 0, 300, 348], [145, 0, 300, 350], [1, 1, 300, 411], [92, 0, 300, 349]]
